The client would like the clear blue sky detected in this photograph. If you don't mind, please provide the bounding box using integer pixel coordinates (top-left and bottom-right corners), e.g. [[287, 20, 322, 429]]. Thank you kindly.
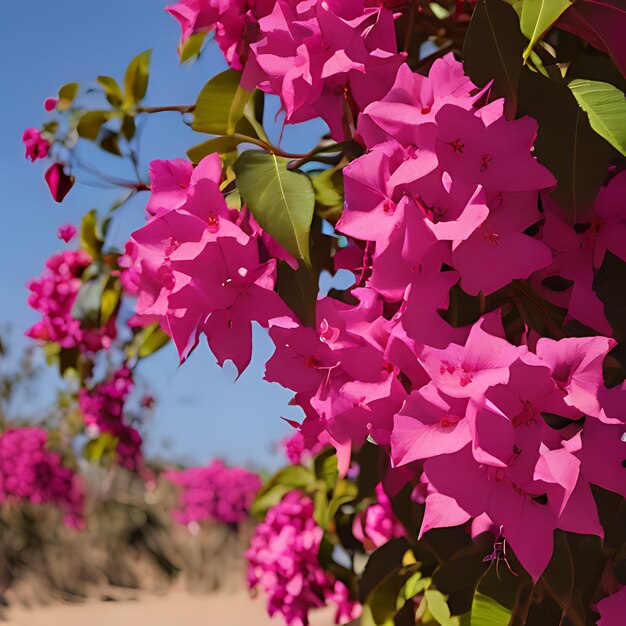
[[0, 0, 328, 470]]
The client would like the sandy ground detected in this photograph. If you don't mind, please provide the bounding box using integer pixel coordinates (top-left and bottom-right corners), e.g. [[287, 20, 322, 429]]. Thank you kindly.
[[4, 591, 336, 626]]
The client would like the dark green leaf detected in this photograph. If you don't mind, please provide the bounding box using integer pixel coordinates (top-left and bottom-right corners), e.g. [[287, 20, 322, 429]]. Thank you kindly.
[[192, 69, 252, 135], [124, 49, 152, 108], [568, 79, 626, 156], [360, 538, 412, 602], [121, 114, 136, 141], [97, 75, 123, 107], [57, 82, 79, 111], [464, 0, 526, 118], [71, 272, 110, 326], [99, 130, 122, 156], [234, 150, 315, 265], [530, 84, 617, 221]]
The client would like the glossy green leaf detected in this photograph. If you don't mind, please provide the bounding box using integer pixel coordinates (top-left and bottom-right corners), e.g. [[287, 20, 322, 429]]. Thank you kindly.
[[233, 151, 315, 265], [97, 75, 123, 107], [124, 49, 152, 108], [511, 1, 572, 60], [464, 0, 526, 118], [569, 79, 626, 156], [77, 110, 110, 141], [57, 82, 79, 111], [80, 209, 103, 259], [469, 593, 512, 626], [192, 69, 252, 135], [180, 31, 208, 63]]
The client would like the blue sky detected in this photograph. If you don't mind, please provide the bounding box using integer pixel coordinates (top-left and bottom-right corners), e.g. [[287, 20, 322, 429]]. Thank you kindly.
[[0, 0, 329, 470]]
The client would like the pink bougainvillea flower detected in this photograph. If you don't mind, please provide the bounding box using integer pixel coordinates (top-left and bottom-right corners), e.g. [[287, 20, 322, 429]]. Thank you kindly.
[[577, 418, 626, 497], [358, 53, 481, 148], [451, 191, 552, 295], [23, 128, 50, 161], [418, 316, 521, 399], [391, 383, 471, 466], [56, 223, 77, 243], [166, 459, 261, 525], [0, 428, 84, 529], [44, 97, 58, 111], [246, 492, 360, 625], [352, 483, 405, 550], [243, 0, 405, 138], [435, 104, 556, 196], [44, 163, 75, 203], [535, 336, 618, 423], [423, 445, 602, 580], [595, 586, 626, 626]]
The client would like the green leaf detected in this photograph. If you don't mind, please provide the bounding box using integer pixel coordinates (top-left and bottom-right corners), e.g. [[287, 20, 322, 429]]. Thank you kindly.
[[529, 83, 617, 221], [125, 323, 170, 360], [80, 209, 103, 259], [251, 465, 316, 518], [77, 110, 110, 141], [71, 272, 109, 326], [401, 572, 430, 601], [97, 75, 123, 107], [233, 150, 315, 265], [469, 593, 512, 626], [57, 82, 79, 111], [121, 114, 136, 141], [100, 283, 122, 325], [424, 590, 457, 626], [84, 432, 118, 464], [464, 0, 526, 118], [99, 130, 122, 156], [568, 79, 626, 156], [180, 31, 208, 63], [192, 69, 252, 135], [513, 1, 572, 61], [187, 136, 245, 162], [124, 49, 152, 108]]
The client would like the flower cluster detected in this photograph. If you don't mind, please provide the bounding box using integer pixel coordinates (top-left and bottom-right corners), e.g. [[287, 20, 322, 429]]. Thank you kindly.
[[126, 153, 294, 374], [352, 483, 405, 551], [246, 492, 360, 626], [26, 248, 117, 353], [167, 0, 405, 138], [128, 54, 626, 582], [78, 366, 142, 471], [22, 128, 50, 162], [0, 427, 84, 529], [165, 458, 261, 525]]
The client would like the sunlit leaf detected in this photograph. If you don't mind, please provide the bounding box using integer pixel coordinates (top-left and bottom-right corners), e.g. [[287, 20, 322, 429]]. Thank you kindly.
[[180, 31, 208, 63], [80, 209, 103, 259], [568, 79, 626, 155], [192, 69, 252, 135], [234, 151, 314, 265], [124, 49, 152, 108], [77, 110, 110, 141], [57, 82, 79, 111], [469, 593, 512, 626], [97, 75, 123, 107]]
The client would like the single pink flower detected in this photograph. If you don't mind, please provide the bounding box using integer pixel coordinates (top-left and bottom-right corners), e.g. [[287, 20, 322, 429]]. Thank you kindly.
[[44, 163, 75, 203], [57, 223, 77, 243]]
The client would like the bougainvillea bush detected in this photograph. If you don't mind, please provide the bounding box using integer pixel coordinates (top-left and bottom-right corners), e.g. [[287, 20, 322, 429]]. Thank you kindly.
[[20, 0, 626, 624]]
